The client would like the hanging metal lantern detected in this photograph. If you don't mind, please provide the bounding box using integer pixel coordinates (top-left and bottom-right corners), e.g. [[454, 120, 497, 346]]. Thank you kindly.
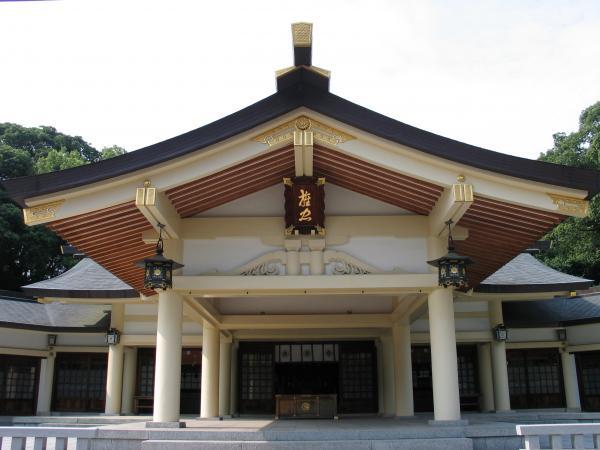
[[105, 328, 121, 345], [492, 324, 508, 342], [135, 224, 184, 290], [427, 219, 473, 288]]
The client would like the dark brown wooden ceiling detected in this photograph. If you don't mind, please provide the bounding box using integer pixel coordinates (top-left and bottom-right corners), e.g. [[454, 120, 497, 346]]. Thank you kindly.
[[49, 203, 155, 295], [454, 196, 565, 288]]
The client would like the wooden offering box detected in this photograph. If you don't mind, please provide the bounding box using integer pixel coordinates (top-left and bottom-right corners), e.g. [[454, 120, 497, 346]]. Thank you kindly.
[[275, 394, 337, 419]]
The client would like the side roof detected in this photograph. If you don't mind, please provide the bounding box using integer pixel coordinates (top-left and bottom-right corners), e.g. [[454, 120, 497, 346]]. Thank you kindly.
[[0, 291, 110, 332], [3, 68, 600, 207], [22, 258, 139, 299], [476, 253, 593, 294], [503, 291, 600, 328]]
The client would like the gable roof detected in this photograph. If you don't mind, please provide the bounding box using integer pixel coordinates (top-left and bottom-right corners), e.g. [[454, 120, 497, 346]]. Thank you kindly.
[[476, 253, 593, 293], [0, 291, 110, 332], [3, 67, 599, 207], [22, 258, 138, 299]]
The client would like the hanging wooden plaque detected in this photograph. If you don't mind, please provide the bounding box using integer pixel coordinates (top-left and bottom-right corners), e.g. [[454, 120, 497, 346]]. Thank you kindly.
[[284, 176, 325, 235]]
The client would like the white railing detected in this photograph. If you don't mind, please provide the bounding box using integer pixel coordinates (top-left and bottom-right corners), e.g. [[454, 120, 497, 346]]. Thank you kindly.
[[0, 427, 97, 450], [517, 423, 600, 449]]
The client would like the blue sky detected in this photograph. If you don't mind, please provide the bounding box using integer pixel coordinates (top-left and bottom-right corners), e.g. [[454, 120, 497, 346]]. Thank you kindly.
[[0, 0, 599, 160]]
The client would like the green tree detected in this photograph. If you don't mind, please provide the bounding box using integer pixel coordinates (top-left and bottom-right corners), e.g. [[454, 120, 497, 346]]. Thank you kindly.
[[538, 101, 600, 283], [0, 124, 126, 290], [100, 145, 127, 160]]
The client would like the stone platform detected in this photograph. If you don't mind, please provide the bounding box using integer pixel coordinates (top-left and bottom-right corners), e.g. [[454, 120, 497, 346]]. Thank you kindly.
[[1, 412, 600, 450]]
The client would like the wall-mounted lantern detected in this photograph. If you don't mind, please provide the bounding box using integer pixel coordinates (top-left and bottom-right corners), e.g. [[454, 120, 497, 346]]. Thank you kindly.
[[105, 328, 121, 345], [427, 219, 473, 288], [136, 223, 184, 290], [556, 329, 567, 342], [493, 324, 508, 342], [47, 334, 57, 348]]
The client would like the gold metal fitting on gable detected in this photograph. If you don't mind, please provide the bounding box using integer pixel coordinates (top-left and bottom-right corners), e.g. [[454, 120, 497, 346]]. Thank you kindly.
[[292, 23, 312, 47]]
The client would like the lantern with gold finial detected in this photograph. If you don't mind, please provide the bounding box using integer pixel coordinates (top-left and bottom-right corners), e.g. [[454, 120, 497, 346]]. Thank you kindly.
[[136, 223, 183, 290], [427, 219, 473, 288]]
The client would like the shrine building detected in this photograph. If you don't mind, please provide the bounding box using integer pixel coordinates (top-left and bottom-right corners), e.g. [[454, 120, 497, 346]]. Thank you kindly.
[[2, 23, 600, 426]]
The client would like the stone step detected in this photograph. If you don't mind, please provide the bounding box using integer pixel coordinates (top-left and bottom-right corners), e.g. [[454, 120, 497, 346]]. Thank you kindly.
[[142, 438, 473, 450]]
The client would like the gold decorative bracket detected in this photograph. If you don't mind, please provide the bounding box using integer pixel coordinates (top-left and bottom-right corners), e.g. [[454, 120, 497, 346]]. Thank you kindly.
[[255, 115, 354, 148], [548, 194, 589, 218], [23, 200, 64, 225]]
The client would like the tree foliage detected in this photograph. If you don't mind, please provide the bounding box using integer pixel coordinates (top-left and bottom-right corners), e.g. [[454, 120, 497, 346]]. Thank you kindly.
[[0, 123, 126, 291], [537, 101, 600, 284]]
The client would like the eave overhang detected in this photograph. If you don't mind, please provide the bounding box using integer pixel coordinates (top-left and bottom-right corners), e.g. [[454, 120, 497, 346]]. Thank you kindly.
[[3, 67, 600, 207]]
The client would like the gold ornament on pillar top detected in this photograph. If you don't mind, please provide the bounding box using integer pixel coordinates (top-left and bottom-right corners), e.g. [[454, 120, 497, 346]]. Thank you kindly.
[[295, 117, 311, 130], [456, 174, 466, 183]]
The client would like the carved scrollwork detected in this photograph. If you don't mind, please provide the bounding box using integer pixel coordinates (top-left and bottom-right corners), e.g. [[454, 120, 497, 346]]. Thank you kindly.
[[240, 261, 281, 276], [330, 260, 371, 275]]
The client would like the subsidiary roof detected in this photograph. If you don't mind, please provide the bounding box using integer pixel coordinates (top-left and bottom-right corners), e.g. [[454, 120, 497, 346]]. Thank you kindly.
[[22, 258, 138, 299], [477, 253, 593, 294], [0, 290, 110, 332], [3, 67, 600, 207], [503, 291, 600, 328]]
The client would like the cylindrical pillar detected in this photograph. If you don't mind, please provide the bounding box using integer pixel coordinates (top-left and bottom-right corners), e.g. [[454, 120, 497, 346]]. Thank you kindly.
[[489, 300, 511, 412], [561, 351, 581, 411], [477, 343, 495, 412], [121, 347, 137, 415], [152, 290, 184, 423], [200, 320, 220, 418], [375, 339, 385, 415], [230, 342, 238, 416], [36, 352, 55, 414], [428, 288, 461, 422], [380, 335, 396, 416], [219, 339, 232, 417], [393, 321, 414, 416], [105, 304, 125, 415]]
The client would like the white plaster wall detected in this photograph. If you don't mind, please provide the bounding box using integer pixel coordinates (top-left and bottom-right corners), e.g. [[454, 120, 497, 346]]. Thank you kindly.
[[56, 334, 106, 346], [507, 328, 558, 342], [183, 322, 203, 334], [0, 328, 47, 349], [125, 303, 158, 315], [454, 301, 488, 313], [331, 237, 429, 273], [410, 317, 490, 333], [183, 238, 279, 275], [124, 321, 157, 335], [567, 323, 600, 345]]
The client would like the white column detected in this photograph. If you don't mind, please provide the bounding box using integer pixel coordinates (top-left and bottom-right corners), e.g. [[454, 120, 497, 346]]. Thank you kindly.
[[121, 347, 137, 415], [489, 300, 511, 412], [105, 304, 124, 415], [230, 342, 238, 416], [393, 321, 414, 416], [36, 352, 55, 414], [152, 290, 184, 423], [561, 351, 581, 411], [308, 239, 325, 275], [381, 334, 396, 416], [375, 339, 384, 415], [428, 288, 461, 422], [477, 343, 495, 412], [285, 239, 301, 275], [200, 319, 220, 418], [219, 338, 232, 417]]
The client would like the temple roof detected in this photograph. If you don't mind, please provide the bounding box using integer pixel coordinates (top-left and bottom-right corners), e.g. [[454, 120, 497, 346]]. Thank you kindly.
[[3, 66, 600, 207], [504, 291, 600, 327], [477, 253, 593, 293], [0, 290, 110, 332], [22, 258, 138, 299]]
